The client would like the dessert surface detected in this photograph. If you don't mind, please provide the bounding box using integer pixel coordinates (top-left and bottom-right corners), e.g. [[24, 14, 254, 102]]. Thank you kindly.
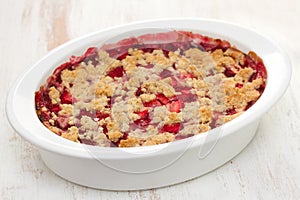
[[35, 31, 267, 147]]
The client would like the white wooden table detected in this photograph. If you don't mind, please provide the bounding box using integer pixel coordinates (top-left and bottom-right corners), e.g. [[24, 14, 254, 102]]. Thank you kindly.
[[1, 0, 299, 199]]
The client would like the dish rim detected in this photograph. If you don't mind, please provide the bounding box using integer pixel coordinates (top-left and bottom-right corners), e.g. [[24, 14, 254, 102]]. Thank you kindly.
[[6, 18, 292, 159]]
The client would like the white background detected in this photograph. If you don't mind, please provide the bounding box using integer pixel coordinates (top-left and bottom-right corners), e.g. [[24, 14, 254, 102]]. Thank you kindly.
[[0, 0, 299, 199]]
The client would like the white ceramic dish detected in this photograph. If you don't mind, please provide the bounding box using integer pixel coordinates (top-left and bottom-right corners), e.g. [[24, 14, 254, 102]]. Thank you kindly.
[[6, 18, 291, 190]]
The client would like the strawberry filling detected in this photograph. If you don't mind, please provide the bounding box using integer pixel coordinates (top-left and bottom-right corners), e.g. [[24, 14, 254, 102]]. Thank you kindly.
[[96, 112, 110, 121], [60, 89, 73, 104], [160, 69, 173, 78], [178, 90, 197, 103], [161, 123, 181, 134], [169, 100, 183, 113], [70, 47, 98, 65], [56, 117, 70, 130], [224, 67, 236, 77], [107, 66, 125, 78], [226, 108, 237, 115], [156, 94, 170, 105], [134, 109, 151, 128], [143, 99, 162, 107], [49, 104, 61, 114], [135, 87, 144, 96]]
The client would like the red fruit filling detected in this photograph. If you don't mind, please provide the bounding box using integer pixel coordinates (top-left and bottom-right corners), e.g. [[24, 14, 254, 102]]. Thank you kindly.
[[224, 67, 236, 77], [96, 112, 110, 121], [135, 87, 144, 96], [160, 69, 173, 78], [236, 83, 243, 88], [107, 66, 125, 78], [134, 109, 151, 128], [60, 89, 73, 104], [161, 123, 181, 134], [143, 99, 162, 107], [169, 100, 183, 113], [56, 117, 70, 130], [178, 90, 197, 103], [49, 104, 61, 114], [143, 63, 154, 69], [78, 109, 96, 119], [70, 47, 98, 65], [175, 134, 194, 140], [156, 94, 170, 105], [226, 108, 237, 115]]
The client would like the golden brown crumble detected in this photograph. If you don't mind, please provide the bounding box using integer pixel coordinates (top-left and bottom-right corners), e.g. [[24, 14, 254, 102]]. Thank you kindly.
[[61, 126, 79, 142], [95, 76, 115, 97], [107, 131, 123, 142], [142, 81, 175, 97], [119, 137, 140, 147], [58, 104, 73, 116], [48, 87, 60, 104], [61, 69, 78, 88], [143, 133, 175, 146], [165, 112, 183, 124], [140, 93, 156, 103]]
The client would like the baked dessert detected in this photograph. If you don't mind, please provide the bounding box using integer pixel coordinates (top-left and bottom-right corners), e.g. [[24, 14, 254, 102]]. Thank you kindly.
[[35, 31, 267, 147]]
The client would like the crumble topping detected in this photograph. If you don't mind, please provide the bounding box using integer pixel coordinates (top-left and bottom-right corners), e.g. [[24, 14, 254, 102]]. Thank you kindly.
[[107, 131, 123, 142], [35, 31, 267, 147], [95, 76, 116, 97], [143, 133, 175, 146], [48, 87, 61, 104], [142, 81, 175, 97], [58, 104, 73, 116], [61, 126, 79, 142]]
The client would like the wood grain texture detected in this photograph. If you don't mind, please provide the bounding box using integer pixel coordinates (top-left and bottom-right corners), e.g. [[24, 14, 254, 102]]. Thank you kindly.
[[0, 0, 299, 199]]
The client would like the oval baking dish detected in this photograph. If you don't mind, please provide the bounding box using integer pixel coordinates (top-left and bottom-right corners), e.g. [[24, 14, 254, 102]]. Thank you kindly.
[[6, 18, 291, 190]]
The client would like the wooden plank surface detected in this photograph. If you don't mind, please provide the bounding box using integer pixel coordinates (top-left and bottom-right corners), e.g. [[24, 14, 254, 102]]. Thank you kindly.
[[1, 0, 299, 199]]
